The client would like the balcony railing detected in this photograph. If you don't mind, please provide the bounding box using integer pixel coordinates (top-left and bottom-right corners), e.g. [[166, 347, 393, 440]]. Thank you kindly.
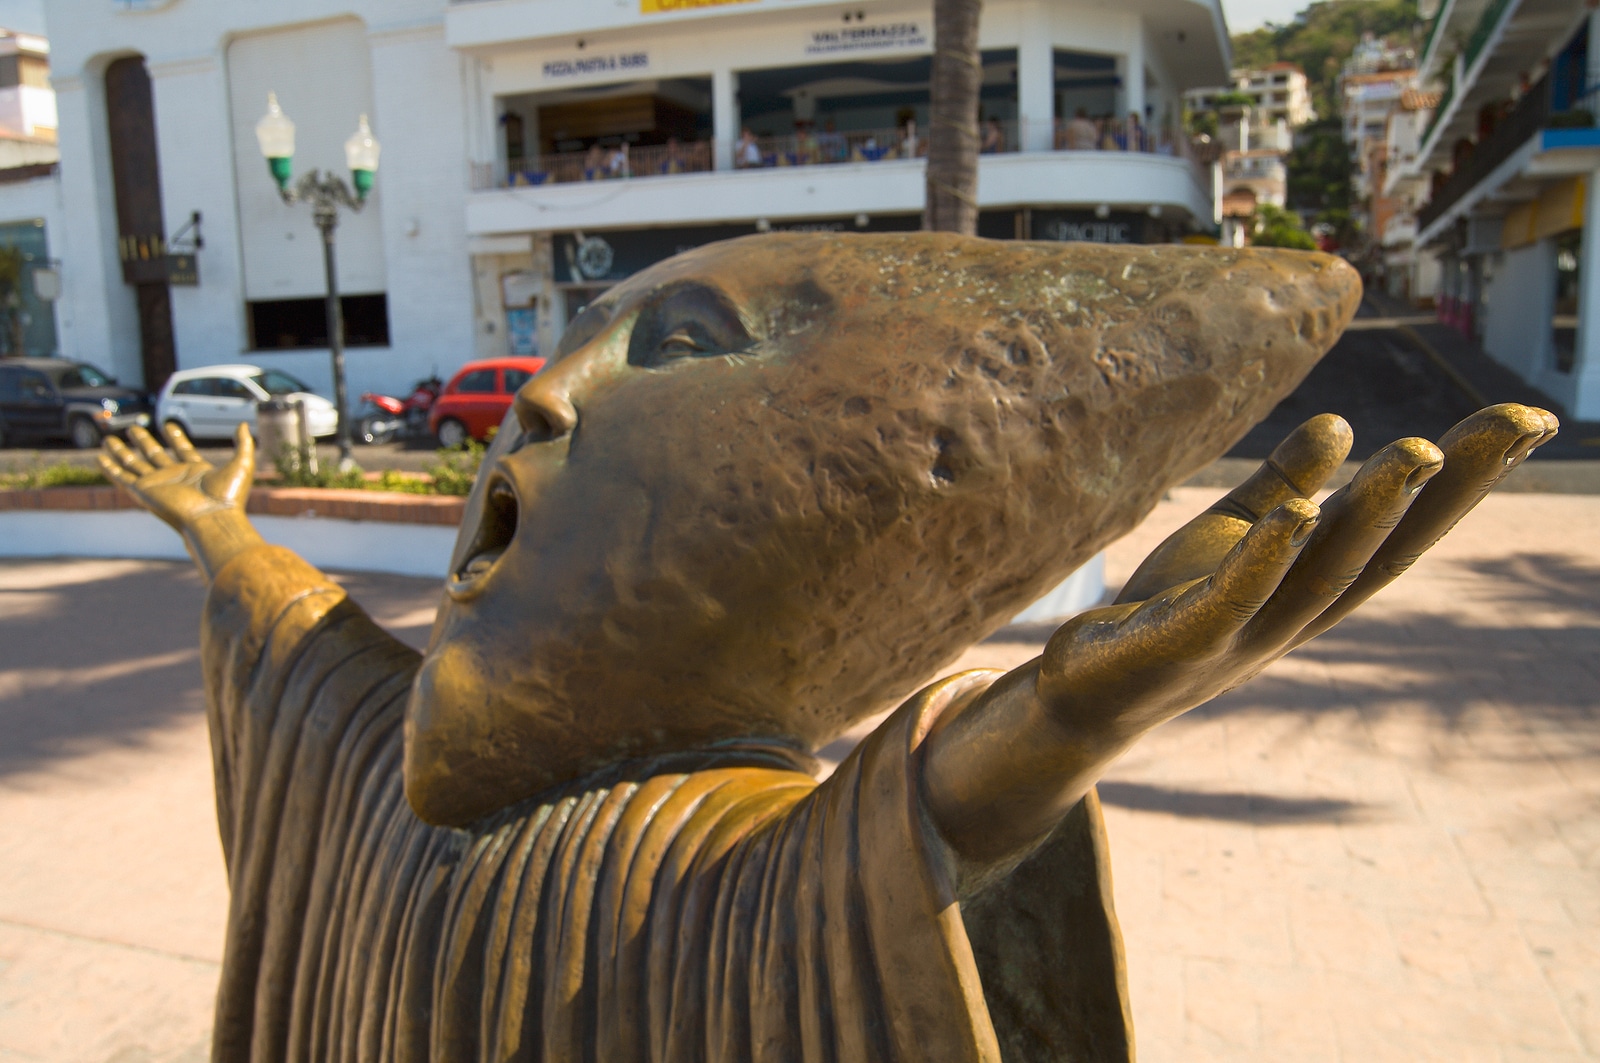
[[1417, 72, 1567, 232], [470, 119, 1200, 192], [1419, 0, 1523, 150]]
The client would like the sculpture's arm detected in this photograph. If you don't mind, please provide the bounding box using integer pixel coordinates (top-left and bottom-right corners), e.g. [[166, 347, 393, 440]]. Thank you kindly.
[[98, 423, 264, 583], [921, 404, 1559, 871]]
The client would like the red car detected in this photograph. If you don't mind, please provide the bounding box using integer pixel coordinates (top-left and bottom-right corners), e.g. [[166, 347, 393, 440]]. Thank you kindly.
[[429, 356, 546, 447]]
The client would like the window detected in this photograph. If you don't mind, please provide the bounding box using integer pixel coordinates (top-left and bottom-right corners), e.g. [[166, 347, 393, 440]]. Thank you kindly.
[[0, 367, 18, 401], [56, 365, 111, 389], [214, 378, 256, 401], [247, 294, 391, 350], [503, 367, 535, 392], [251, 369, 312, 396], [173, 378, 213, 396], [455, 369, 498, 394], [19, 370, 53, 400]]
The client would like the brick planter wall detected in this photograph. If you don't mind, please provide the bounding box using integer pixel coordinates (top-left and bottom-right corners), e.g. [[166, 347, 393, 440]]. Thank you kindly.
[[0, 486, 466, 525]]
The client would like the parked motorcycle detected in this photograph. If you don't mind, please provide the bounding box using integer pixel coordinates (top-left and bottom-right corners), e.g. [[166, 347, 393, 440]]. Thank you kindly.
[[357, 374, 442, 445]]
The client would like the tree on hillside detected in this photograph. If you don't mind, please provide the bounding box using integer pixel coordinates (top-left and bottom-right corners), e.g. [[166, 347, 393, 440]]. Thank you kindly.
[[1232, 0, 1420, 117], [925, 0, 983, 234], [1286, 117, 1357, 240]]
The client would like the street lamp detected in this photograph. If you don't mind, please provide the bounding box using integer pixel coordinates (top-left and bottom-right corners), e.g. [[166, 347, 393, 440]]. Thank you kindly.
[[255, 92, 380, 469]]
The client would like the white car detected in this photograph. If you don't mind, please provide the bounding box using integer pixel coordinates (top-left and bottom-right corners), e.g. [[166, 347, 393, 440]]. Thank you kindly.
[[156, 364, 339, 442]]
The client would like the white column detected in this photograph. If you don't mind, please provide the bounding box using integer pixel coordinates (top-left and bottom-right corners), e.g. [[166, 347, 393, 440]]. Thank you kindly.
[[1569, 168, 1600, 417], [1124, 22, 1145, 124], [533, 232, 557, 357], [1016, 3, 1053, 152], [713, 67, 738, 172]]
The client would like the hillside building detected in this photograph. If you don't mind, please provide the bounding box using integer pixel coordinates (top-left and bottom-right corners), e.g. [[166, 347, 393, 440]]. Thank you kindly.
[[1185, 62, 1314, 130]]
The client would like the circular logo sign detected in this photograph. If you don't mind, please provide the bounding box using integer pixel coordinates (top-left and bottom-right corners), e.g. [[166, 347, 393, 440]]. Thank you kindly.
[[575, 236, 615, 280]]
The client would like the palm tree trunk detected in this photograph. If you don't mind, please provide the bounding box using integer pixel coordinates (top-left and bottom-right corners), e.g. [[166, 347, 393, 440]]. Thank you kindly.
[[924, 0, 983, 234]]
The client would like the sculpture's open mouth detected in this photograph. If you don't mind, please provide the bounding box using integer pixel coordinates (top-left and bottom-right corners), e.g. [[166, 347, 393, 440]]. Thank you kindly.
[[451, 475, 518, 591]]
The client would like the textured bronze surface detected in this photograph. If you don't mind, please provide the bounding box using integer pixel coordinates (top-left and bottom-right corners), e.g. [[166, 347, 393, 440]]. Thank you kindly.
[[97, 232, 1557, 1062]]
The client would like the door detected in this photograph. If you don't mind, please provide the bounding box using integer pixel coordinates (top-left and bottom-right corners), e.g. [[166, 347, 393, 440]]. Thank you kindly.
[[10, 369, 63, 438], [167, 377, 214, 435], [209, 376, 259, 437], [451, 367, 503, 438]]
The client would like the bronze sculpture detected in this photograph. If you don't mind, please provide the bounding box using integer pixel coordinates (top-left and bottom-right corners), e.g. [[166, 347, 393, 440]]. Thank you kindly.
[[98, 233, 1557, 1062]]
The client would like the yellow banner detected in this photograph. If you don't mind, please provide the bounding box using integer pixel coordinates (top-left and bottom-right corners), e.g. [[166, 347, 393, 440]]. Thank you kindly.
[[641, 0, 757, 12]]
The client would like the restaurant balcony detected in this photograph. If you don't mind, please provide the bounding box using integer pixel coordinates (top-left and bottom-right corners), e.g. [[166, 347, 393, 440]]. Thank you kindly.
[[464, 121, 1212, 236]]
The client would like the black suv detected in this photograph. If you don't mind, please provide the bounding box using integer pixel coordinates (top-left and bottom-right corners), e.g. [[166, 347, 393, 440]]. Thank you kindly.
[[0, 358, 153, 449]]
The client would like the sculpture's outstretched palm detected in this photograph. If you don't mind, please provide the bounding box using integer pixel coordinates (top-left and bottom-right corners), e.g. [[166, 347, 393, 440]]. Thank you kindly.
[[99, 423, 263, 582], [924, 404, 1560, 868], [99, 422, 255, 531]]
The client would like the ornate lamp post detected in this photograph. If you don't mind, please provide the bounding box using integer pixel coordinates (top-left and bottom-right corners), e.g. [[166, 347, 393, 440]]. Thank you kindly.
[[255, 93, 380, 469]]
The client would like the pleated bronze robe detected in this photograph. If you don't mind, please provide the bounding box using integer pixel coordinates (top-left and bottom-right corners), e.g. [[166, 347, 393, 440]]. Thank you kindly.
[[201, 546, 1134, 1062]]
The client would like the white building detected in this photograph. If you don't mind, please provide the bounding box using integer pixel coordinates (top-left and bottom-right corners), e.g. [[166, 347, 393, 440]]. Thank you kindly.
[[1390, 0, 1600, 419], [0, 27, 60, 358], [45, 0, 1230, 401], [1185, 62, 1314, 132], [1378, 87, 1440, 300]]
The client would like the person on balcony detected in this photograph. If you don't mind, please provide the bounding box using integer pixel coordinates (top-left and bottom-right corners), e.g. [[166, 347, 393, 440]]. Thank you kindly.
[[898, 116, 921, 159], [981, 117, 1004, 153], [1063, 108, 1100, 150], [1124, 112, 1146, 152], [736, 127, 763, 168], [606, 142, 631, 179], [795, 121, 821, 165], [659, 136, 690, 175], [582, 143, 605, 181]]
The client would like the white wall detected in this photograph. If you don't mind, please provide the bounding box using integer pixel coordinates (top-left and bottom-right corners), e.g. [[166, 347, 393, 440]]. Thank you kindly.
[[149, 55, 249, 369], [1481, 240, 1555, 383], [227, 18, 387, 302]]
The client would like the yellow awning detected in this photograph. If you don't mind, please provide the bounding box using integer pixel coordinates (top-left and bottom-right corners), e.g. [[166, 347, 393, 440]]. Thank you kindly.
[[1501, 176, 1586, 250]]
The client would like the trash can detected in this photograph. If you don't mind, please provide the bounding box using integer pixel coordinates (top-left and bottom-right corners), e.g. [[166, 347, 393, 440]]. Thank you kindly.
[[256, 397, 316, 477]]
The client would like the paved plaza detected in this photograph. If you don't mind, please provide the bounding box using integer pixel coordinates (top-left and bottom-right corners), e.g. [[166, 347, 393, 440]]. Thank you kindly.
[[0, 482, 1595, 1061]]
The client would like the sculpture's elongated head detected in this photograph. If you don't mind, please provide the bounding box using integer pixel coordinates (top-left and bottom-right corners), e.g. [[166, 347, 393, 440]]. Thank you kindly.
[[405, 232, 1360, 825]]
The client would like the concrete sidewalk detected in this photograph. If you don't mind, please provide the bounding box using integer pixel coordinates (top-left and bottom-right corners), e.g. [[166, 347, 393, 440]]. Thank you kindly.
[[1, 486, 1597, 1061]]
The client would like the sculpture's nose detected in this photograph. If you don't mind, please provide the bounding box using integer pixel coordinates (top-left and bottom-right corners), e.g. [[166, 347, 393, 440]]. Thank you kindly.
[[513, 362, 579, 442]]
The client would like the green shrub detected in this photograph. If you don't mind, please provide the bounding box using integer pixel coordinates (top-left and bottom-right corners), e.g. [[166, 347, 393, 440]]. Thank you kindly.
[[424, 439, 486, 496], [0, 462, 109, 489]]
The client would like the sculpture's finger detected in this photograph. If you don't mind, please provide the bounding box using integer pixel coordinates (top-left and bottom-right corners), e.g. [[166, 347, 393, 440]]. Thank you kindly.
[[1243, 437, 1443, 649], [1289, 403, 1558, 647], [1115, 414, 1351, 603], [1213, 413, 1353, 522], [104, 435, 155, 477], [1166, 497, 1321, 644], [163, 420, 203, 465], [204, 422, 256, 502], [97, 452, 136, 488], [128, 424, 174, 468]]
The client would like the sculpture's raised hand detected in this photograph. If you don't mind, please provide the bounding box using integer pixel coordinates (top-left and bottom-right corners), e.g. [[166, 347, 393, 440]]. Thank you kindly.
[[99, 422, 263, 581], [922, 404, 1558, 871]]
